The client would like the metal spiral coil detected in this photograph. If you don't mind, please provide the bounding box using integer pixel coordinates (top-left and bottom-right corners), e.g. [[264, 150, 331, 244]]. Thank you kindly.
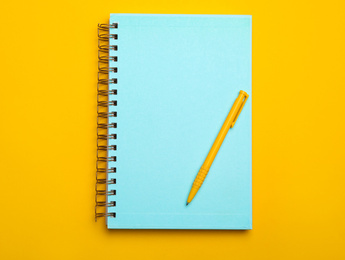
[[96, 22, 118, 221], [96, 212, 116, 218]]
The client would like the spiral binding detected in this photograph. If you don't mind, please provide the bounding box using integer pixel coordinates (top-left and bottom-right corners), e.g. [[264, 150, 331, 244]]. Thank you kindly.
[[96, 23, 118, 221]]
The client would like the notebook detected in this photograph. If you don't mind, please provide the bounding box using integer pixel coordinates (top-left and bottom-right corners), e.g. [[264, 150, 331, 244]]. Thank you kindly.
[[96, 14, 252, 229]]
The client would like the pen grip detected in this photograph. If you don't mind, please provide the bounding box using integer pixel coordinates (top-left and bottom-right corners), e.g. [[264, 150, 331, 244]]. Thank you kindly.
[[193, 167, 209, 188]]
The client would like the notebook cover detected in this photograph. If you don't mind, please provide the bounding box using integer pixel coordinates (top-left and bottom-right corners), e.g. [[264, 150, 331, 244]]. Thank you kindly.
[[107, 14, 252, 229]]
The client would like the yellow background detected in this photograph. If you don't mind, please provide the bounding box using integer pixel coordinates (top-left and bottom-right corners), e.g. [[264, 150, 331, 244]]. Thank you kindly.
[[0, 0, 344, 259]]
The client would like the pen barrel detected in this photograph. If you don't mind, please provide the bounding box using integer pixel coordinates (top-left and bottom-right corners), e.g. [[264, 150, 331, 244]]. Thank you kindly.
[[193, 167, 209, 188], [203, 91, 248, 167]]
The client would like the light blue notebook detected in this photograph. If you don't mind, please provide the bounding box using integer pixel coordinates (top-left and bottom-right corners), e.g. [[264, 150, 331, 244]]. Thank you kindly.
[[104, 14, 251, 229]]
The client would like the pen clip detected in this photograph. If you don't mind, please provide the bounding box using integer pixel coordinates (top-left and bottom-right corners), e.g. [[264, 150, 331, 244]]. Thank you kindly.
[[230, 91, 249, 128]]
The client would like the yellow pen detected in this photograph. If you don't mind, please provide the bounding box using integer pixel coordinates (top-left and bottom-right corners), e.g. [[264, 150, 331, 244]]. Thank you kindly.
[[186, 90, 249, 205]]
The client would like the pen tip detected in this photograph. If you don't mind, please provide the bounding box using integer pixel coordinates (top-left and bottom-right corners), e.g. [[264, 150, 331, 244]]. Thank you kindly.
[[186, 202, 189, 206]]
